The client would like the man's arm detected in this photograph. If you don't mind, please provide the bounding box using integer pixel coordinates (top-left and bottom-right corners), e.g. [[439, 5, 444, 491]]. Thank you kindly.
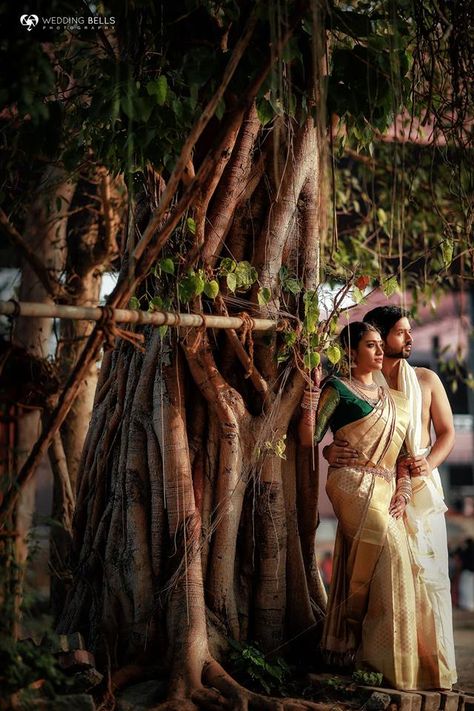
[[425, 369, 455, 469], [411, 369, 455, 476]]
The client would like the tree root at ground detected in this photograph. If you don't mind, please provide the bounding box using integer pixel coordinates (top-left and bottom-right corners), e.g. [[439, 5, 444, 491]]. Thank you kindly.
[[112, 658, 327, 711]]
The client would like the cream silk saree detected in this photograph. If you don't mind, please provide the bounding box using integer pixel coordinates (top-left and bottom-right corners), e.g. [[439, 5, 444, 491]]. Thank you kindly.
[[315, 378, 452, 690]]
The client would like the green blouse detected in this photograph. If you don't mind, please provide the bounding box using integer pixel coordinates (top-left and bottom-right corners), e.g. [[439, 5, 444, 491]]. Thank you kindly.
[[314, 377, 374, 444]]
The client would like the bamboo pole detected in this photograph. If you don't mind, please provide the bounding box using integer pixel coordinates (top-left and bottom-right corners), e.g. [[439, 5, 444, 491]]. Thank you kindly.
[[0, 300, 277, 332]]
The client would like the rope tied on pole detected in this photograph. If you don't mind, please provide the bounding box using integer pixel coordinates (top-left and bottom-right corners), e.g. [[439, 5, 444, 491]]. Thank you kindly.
[[98, 306, 145, 352], [237, 311, 255, 378], [186, 312, 207, 355]]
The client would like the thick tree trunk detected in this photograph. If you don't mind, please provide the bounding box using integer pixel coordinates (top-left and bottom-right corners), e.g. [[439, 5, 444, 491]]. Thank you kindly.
[[58, 113, 327, 709], [12, 167, 75, 607], [50, 170, 123, 616]]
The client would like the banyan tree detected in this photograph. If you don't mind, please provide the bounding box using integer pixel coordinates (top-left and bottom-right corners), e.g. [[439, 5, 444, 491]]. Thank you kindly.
[[0, 0, 473, 708]]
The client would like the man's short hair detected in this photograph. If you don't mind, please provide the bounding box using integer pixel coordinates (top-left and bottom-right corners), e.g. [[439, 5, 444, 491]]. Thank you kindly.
[[363, 306, 409, 340]]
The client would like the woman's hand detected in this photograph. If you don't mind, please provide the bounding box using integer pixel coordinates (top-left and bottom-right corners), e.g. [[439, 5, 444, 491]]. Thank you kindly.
[[396, 456, 412, 478], [389, 493, 407, 519]]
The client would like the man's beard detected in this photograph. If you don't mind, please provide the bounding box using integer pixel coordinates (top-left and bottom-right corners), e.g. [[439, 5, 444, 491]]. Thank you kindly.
[[383, 346, 411, 359]]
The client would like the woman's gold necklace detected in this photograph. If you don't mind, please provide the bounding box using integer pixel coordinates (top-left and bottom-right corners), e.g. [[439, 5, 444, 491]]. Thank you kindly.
[[340, 375, 382, 406]]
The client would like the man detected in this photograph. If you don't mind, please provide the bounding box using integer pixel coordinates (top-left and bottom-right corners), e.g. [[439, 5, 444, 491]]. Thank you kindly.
[[324, 305, 457, 685]]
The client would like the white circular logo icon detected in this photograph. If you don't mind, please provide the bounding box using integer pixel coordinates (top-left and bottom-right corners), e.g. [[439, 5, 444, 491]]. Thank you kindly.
[[20, 14, 39, 31]]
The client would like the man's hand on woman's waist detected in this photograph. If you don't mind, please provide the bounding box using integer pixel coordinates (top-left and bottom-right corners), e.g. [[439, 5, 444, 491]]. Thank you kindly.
[[323, 437, 359, 466]]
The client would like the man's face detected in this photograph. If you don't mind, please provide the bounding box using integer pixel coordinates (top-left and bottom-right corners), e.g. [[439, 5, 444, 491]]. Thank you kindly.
[[383, 317, 413, 359]]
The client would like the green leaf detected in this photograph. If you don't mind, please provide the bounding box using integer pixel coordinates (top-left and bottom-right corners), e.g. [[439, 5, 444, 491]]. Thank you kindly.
[[219, 257, 236, 274], [376, 207, 388, 225], [159, 257, 175, 275], [146, 75, 168, 105], [304, 315, 318, 335], [303, 289, 319, 315], [193, 273, 205, 296], [257, 287, 271, 305], [304, 351, 321, 369], [441, 239, 453, 267], [256, 97, 274, 126], [148, 296, 164, 311], [352, 669, 383, 687], [158, 325, 168, 338], [204, 279, 219, 299], [353, 286, 366, 304], [129, 296, 140, 309], [382, 276, 399, 297], [227, 272, 237, 293], [283, 277, 302, 295], [284, 331, 297, 347], [329, 316, 338, 335], [187, 217, 196, 235], [326, 344, 342, 364], [178, 275, 197, 303], [234, 261, 258, 290]]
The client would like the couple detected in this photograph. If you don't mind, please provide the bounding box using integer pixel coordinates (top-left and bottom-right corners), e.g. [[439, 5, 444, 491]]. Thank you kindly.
[[299, 306, 457, 690]]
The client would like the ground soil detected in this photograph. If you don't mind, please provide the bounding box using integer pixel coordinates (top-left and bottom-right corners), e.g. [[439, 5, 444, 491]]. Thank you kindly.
[[453, 607, 474, 694]]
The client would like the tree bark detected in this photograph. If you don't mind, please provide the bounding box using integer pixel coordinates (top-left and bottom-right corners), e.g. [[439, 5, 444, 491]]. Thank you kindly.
[[55, 110, 328, 709], [12, 167, 75, 598]]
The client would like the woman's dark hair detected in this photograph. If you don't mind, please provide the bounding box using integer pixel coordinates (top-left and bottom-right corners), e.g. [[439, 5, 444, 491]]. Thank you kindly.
[[339, 321, 381, 352]]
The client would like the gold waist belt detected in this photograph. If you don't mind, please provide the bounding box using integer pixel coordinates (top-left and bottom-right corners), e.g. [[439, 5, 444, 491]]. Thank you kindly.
[[331, 463, 395, 484]]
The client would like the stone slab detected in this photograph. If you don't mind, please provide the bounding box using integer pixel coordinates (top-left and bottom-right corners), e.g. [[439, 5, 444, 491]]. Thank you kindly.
[[419, 691, 441, 711], [57, 649, 95, 670], [440, 691, 463, 711], [463, 695, 474, 711], [357, 686, 422, 711]]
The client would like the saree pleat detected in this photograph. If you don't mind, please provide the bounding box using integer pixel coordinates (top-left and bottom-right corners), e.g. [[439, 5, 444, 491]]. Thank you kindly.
[[320, 383, 452, 690]]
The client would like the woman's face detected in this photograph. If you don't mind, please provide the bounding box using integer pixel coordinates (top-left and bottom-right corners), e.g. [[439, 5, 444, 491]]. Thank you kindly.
[[351, 330, 384, 372]]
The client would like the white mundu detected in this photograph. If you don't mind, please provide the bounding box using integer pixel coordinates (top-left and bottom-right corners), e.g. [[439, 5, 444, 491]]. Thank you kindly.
[[375, 361, 457, 685]]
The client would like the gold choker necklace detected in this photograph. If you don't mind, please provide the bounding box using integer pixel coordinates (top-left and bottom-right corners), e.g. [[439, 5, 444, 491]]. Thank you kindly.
[[340, 376, 383, 405], [349, 377, 378, 390]]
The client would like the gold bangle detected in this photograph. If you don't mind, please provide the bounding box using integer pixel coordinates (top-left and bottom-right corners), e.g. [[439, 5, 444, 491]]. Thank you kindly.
[[396, 476, 412, 504]]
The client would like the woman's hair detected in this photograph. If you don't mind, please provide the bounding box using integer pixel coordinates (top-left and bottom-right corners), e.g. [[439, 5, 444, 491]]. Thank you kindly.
[[339, 321, 381, 352]]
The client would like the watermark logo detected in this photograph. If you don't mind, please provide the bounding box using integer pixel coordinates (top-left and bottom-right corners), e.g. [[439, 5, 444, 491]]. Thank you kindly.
[[20, 14, 39, 31], [19, 13, 115, 31]]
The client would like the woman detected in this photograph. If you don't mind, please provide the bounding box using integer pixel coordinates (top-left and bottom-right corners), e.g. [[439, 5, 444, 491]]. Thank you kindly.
[[299, 322, 451, 690]]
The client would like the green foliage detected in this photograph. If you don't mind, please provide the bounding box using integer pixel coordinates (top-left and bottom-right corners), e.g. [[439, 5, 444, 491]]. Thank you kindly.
[[0, 634, 69, 697], [326, 343, 342, 365], [146, 75, 168, 106], [157, 257, 175, 275], [328, 143, 473, 296], [437, 347, 474, 393], [303, 290, 319, 334], [352, 669, 383, 687], [203, 279, 219, 299], [382, 277, 399, 297], [303, 350, 321, 369], [228, 638, 290, 695], [257, 287, 272, 305]]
